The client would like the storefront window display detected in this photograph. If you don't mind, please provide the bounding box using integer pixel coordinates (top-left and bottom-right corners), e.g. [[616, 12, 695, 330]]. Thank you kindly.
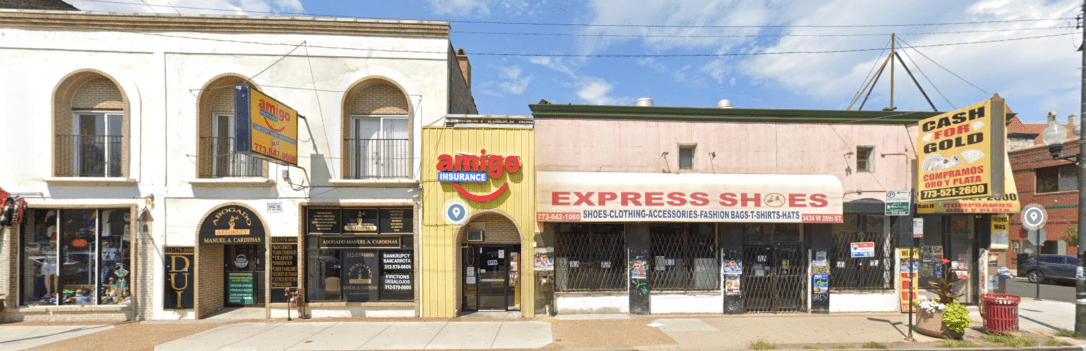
[[554, 224, 626, 291], [830, 214, 891, 290], [21, 208, 131, 306], [915, 214, 976, 303], [650, 223, 717, 290], [304, 207, 414, 303]]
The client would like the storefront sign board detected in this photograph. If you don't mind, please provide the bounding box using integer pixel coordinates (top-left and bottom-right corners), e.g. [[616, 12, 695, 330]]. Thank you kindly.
[[990, 214, 1009, 250], [318, 235, 401, 249], [379, 208, 413, 234], [199, 205, 265, 245], [227, 272, 254, 305], [916, 152, 1019, 213], [912, 218, 924, 238], [164, 247, 194, 310], [342, 250, 379, 302], [341, 208, 379, 234], [536, 171, 843, 223], [916, 98, 1006, 202], [306, 208, 341, 235], [270, 237, 298, 289], [233, 84, 299, 166]]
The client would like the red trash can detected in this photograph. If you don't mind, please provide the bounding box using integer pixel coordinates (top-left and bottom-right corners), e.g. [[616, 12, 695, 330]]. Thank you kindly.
[[981, 293, 1020, 333]]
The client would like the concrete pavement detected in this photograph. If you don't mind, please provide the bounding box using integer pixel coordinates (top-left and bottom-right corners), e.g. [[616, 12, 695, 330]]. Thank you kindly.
[[0, 325, 114, 351], [154, 321, 553, 351]]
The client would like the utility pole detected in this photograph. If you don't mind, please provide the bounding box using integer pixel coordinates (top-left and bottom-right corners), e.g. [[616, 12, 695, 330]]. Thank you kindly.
[[1077, 0, 1086, 337], [891, 33, 895, 110]]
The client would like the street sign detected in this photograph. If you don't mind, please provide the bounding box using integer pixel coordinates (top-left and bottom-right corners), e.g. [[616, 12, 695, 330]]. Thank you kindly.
[[1021, 204, 1047, 231], [912, 218, 924, 238], [1028, 229, 1046, 248], [885, 190, 911, 216]]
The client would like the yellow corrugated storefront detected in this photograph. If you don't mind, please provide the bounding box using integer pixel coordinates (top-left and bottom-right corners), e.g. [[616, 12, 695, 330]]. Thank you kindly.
[[420, 126, 535, 317]]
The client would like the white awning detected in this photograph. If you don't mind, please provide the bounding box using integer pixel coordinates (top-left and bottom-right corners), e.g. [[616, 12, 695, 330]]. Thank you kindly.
[[536, 171, 843, 223]]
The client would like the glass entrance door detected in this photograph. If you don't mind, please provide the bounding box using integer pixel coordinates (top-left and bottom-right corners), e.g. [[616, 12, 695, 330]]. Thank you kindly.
[[462, 244, 520, 312], [477, 246, 507, 311], [224, 244, 265, 306]]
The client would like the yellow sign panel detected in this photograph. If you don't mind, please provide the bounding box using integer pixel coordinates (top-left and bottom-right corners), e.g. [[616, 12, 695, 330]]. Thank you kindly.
[[990, 214, 1009, 250], [916, 100, 993, 201], [917, 147, 1019, 214], [235, 84, 299, 166]]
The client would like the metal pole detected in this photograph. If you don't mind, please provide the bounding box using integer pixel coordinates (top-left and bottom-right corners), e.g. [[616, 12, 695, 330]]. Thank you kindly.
[[891, 33, 896, 110], [1077, 0, 1086, 336], [1037, 236, 1043, 300], [907, 193, 917, 341]]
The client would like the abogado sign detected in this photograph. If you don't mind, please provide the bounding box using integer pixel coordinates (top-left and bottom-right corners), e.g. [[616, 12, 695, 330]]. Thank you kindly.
[[536, 171, 844, 223], [234, 83, 299, 166], [916, 98, 1006, 202]]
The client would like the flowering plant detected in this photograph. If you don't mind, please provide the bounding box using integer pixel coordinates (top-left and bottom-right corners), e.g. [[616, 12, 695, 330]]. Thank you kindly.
[[916, 299, 946, 314], [923, 259, 963, 304]]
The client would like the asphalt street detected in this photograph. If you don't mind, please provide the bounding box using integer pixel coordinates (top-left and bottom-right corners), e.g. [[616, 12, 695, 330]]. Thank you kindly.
[[1004, 277, 1075, 302]]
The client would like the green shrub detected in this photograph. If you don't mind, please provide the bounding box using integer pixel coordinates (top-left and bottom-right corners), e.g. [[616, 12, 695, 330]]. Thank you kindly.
[[1046, 337, 1069, 346], [942, 301, 971, 333], [801, 346, 819, 349], [750, 339, 778, 350], [862, 342, 887, 349]]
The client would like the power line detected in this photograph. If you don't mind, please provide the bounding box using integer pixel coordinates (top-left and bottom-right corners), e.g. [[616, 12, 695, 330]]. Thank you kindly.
[[139, 31, 1074, 58], [852, 38, 892, 105], [895, 37, 990, 96], [896, 39, 956, 111], [452, 26, 1075, 38], [71, 0, 1077, 28]]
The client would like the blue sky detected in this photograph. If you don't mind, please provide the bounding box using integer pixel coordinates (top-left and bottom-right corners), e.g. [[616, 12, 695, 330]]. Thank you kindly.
[[70, 0, 1084, 125]]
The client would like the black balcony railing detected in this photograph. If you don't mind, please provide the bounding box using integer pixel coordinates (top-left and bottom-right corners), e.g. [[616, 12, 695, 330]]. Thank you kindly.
[[345, 138, 410, 179], [201, 137, 264, 178], [56, 135, 123, 177]]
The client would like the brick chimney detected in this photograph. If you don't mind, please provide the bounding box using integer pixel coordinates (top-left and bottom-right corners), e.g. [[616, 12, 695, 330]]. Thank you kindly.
[[456, 48, 471, 90]]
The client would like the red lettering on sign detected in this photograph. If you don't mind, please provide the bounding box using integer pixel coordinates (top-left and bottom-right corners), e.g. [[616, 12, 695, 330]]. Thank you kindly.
[[621, 192, 643, 206], [644, 192, 664, 206], [552, 192, 571, 206], [598, 192, 618, 206], [667, 192, 687, 206], [789, 194, 807, 207], [690, 192, 709, 206], [741, 193, 760, 207], [719, 193, 737, 206], [810, 194, 828, 207], [573, 192, 595, 206]]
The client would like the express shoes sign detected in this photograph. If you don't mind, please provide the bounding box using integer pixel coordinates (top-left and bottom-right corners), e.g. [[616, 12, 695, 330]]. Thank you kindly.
[[436, 149, 522, 202]]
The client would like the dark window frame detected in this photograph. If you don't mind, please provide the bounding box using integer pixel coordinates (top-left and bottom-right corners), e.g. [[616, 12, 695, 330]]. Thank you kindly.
[[1036, 164, 1078, 193]]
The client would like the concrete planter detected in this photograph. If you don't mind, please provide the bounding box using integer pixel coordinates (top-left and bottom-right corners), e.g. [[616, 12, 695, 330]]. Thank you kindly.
[[916, 308, 964, 339]]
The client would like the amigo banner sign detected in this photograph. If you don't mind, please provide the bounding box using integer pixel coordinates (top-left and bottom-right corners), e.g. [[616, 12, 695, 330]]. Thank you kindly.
[[916, 98, 1006, 202], [234, 84, 299, 166], [536, 171, 843, 223]]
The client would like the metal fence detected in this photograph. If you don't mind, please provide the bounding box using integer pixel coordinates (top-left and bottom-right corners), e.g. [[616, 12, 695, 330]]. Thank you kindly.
[[554, 224, 626, 291], [55, 135, 122, 177], [346, 138, 410, 179], [830, 229, 894, 290], [201, 137, 264, 178], [742, 244, 806, 313], [649, 224, 718, 290]]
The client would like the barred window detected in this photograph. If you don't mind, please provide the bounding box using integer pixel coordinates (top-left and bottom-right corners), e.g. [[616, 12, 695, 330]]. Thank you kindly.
[[650, 223, 718, 290], [830, 214, 892, 290], [555, 224, 626, 291]]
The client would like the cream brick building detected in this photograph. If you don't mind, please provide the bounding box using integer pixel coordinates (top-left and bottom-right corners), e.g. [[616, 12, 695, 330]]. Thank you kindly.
[[0, 9, 476, 321]]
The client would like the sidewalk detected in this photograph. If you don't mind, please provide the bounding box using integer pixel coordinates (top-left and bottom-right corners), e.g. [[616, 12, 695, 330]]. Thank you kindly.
[[3, 300, 1083, 351]]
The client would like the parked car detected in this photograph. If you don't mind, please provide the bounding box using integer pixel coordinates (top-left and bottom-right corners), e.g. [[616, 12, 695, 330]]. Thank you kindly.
[[1019, 254, 1078, 283]]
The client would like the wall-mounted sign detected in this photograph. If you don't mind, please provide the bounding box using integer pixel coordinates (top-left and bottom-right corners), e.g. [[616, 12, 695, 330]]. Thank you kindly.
[[436, 150, 522, 202], [164, 247, 194, 310], [382, 251, 412, 271], [318, 235, 402, 249], [990, 214, 1009, 250], [234, 83, 299, 166], [342, 208, 379, 234], [270, 237, 299, 289], [885, 190, 911, 216], [537, 171, 843, 223], [913, 218, 924, 238], [199, 205, 265, 245], [342, 250, 378, 302], [307, 208, 341, 234], [379, 208, 413, 234], [916, 98, 1006, 202], [850, 242, 875, 258]]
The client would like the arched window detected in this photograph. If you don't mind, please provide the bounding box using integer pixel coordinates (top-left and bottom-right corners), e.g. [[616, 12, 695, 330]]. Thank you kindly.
[[52, 71, 128, 177], [196, 75, 266, 178], [341, 78, 411, 180]]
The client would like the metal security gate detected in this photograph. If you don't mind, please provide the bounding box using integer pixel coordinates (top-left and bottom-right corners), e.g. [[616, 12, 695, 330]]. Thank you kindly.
[[742, 244, 806, 313]]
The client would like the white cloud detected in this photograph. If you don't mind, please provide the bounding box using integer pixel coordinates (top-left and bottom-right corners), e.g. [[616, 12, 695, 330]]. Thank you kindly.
[[422, 0, 542, 17], [529, 56, 580, 77], [68, 0, 303, 15], [498, 66, 533, 94], [576, 77, 624, 105]]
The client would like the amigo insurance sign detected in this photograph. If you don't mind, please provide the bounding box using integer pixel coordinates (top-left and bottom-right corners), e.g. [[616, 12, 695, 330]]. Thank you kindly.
[[234, 84, 299, 166]]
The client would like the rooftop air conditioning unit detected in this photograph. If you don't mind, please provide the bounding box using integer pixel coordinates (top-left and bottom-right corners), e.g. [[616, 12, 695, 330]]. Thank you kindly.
[[467, 230, 484, 242]]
